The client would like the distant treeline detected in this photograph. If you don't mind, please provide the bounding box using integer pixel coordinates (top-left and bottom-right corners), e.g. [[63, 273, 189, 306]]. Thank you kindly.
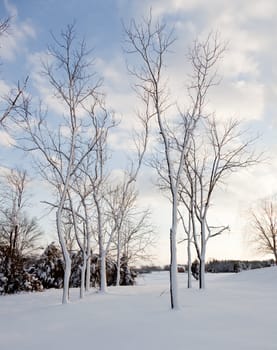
[[135, 259, 275, 274], [205, 259, 275, 273]]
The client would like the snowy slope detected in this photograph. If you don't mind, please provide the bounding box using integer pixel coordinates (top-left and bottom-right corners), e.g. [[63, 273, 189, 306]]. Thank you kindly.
[[0, 267, 276, 350]]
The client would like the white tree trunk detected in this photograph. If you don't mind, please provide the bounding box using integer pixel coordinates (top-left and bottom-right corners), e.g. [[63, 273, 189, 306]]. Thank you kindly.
[[170, 195, 179, 310], [56, 209, 71, 304], [116, 231, 121, 286], [100, 250, 107, 293], [84, 222, 90, 292], [199, 220, 206, 289], [62, 260, 71, 304], [199, 255, 205, 289], [84, 204, 91, 292], [187, 234, 192, 289], [94, 193, 108, 293], [85, 255, 91, 291], [80, 260, 86, 299]]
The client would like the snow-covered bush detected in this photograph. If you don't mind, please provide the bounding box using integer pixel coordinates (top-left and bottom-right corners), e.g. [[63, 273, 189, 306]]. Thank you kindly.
[[0, 242, 137, 294], [70, 252, 136, 288], [28, 242, 64, 289], [0, 244, 43, 294]]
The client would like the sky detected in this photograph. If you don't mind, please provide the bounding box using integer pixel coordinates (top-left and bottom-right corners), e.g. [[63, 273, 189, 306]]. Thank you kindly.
[[0, 0, 277, 265]]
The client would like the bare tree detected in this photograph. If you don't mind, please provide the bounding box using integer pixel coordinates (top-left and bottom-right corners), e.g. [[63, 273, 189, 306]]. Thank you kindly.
[[0, 169, 42, 255], [104, 182, 136, 286], [119, 208, 155, 266], [74, 88, 151, 292], [19, 24, 103, 304], [250, 198, 277, 264], [177, 206, 193, 288], [125, 12, 180, 310], [104, 110, 152, 286], [179, 117, 259, 288], [105, 180, 155, 285], [0, 17, 28, 126], [0, 168, 43, 288], [71, 176, 93, 293], [66, 190, 88, 299], [66, 155, 99, 297], [125, 12, 224, 308], [72, 99, 117, 293]]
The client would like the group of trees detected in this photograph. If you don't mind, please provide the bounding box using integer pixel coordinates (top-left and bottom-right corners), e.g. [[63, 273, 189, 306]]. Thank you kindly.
[[205, 259, 274, 273], [0, 13, 276, 309], [124, 14, 261, 309], [0, 20, 153, 301]]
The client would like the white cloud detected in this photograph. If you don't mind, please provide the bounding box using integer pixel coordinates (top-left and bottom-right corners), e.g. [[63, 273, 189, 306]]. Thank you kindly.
[[0, 1, 36, 62], [4, 0, 18, 18], [27, 51, 68, 116], [108, 129, 134, 152], [96, 57, 124, 86], [0, 130, 15, 147], [209, 80, 265, 121], [0, 79, 11, 96], [237, 0, 277, 20], [0, 165, 12, 177], [144, 0, 277, 22]]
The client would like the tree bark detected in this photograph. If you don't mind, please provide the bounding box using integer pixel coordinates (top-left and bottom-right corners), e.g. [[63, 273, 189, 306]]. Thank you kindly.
[[170, 194, 179, 309], [187, 233, 192, 289], [56, 208, 72, 304], [100, 249, 107, 293], [116, 230, 121, 286]]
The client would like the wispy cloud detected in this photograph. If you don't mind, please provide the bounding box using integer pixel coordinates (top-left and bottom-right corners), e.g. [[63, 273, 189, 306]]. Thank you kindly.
[[0, 130, 15, 147], [0, 0, 36, 62]]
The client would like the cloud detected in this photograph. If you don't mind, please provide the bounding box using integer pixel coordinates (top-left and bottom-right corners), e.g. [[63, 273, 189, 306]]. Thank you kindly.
[[0, 1, 36, 62], [0, 79, 11, 96], [27, 51, 68, 116], [208, 80, 265, 121], [142, 0, 277, 23], [3, 0, 18, 18], [95, 55, 140, 119], [120, 1, 277, 123], [0, 165, 12, 177], [0, 130, 15, 147]]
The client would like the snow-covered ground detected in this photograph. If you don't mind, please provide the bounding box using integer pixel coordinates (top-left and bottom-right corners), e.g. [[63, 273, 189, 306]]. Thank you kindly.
[[0, 267, 276, 350]]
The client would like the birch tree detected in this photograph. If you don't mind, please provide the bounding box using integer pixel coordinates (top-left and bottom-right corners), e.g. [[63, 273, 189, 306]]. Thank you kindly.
[[19, 24, 102, 304]]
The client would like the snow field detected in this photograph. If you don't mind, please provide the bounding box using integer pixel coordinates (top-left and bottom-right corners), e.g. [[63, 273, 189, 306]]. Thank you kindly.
[[0, 267, 276, 350]]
